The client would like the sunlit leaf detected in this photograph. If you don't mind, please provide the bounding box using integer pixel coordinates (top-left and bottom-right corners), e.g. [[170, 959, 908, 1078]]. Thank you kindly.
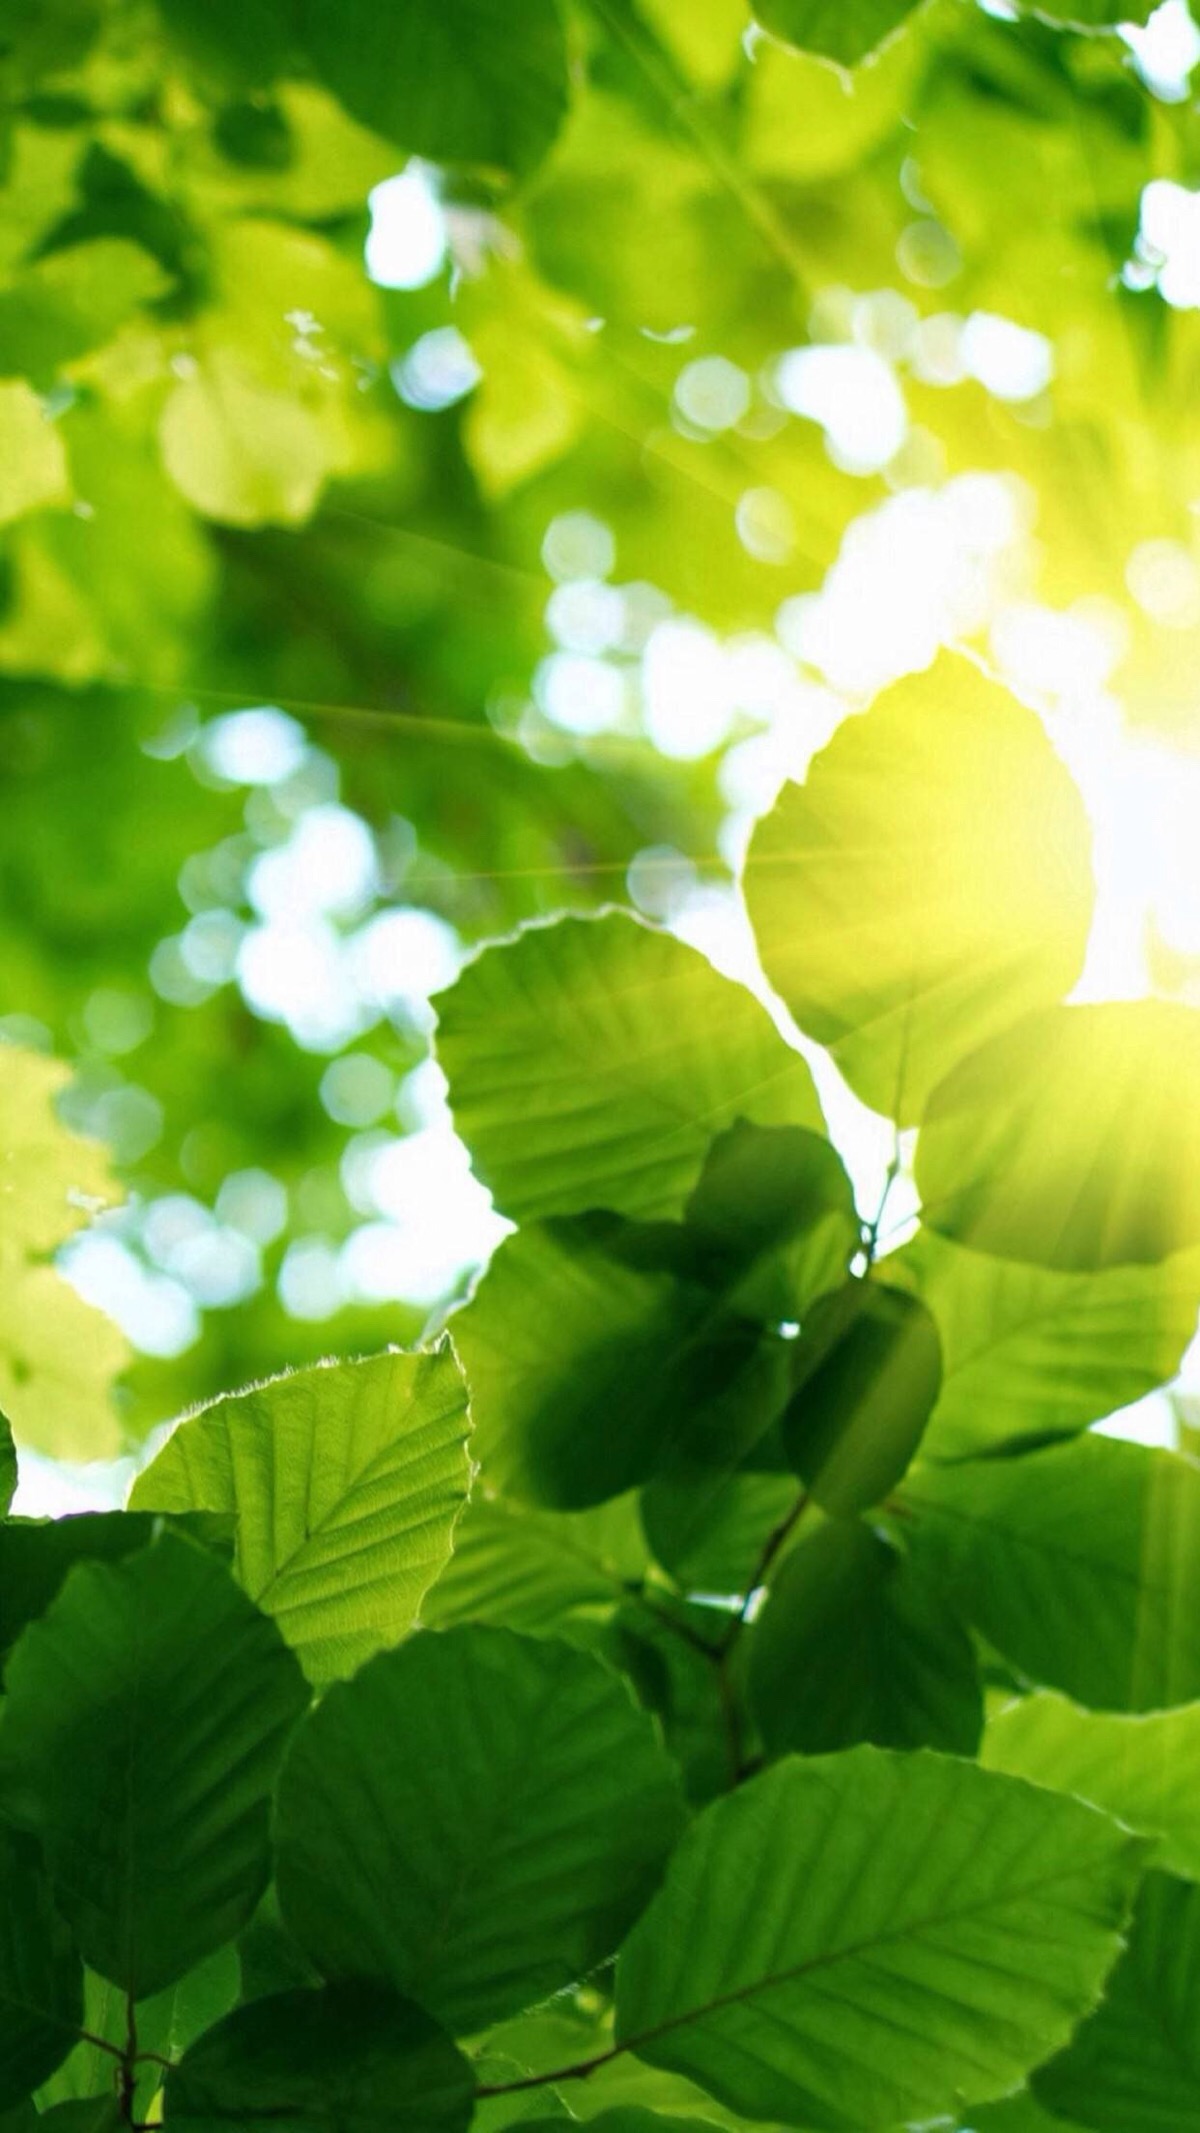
[[905, 1435, 1200, 1709], [0, 382, 69, 526], [984, 1691, 1200, 1883], [916, 1002, 1200, 1269], [131, 1344, 469, 1682], [885, 1229, 1200, 1460], [436, 913, 823, 1223], [744, 654, 1093, 1122], [615, 1747, 1142, 2128]]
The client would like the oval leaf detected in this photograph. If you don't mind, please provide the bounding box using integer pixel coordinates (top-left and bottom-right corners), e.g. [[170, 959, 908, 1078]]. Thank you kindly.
[[781, 1280, 941, 1514], [276, 1625, 685, 2035]]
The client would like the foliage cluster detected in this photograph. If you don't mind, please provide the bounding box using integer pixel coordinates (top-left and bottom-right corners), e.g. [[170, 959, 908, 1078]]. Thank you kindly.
[[5, 1, 1200, 2131]]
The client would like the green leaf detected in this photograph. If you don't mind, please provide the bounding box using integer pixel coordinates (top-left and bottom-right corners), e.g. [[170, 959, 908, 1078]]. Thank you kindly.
[[609, 1595, 734, 1806], [641, 1469, 798, 1597], [615, 1748, 1143, 2129], [0, 382, 69, 525], [0, 1828, 82, 2110], [743, 653, 1093, 1122], [0, 1046, 127, 1459], [885, 1229, 1200, 1461], [130, 1344, 469, 1682], [1024, 0, 1157, 25], [748, 1518, 982, 1755], [435, 913, 823, 1224], [781, 1280, 941, 1515], [39, 1948, 240, 2118], [275, 1625, 685, 2035], [422, 1489, 649, 1640], [905, 1435, 1200, 1709], [0, 1512, 233, 1673], [452, 1216, 788, 1509], [751, 0, 925, 67], [0, 1532, 308, 1997], [163, 1984, 474, 2133], [0, 241, 166, 382], [155, 0, 294, 88], [983, 1691, 1200, 1883], [38, 2103, 124, 2133], [915, 1002, 1200, 1269], [1034, 1871, 1200, 2130], [680, 1122, 859, 1324], [511, 2115, 723, 2132], [297, 0, 569, 177]]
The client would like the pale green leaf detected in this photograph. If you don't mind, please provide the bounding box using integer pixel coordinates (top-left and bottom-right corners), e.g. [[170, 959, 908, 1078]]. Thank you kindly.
[[276, 1625, 685, 2035], [422, 1489, 649, 1639], [435, 913, 823, 1224], [130, 1344, 469, 1682], [915, 1001, 1200, 1269], [984, 1690, 1200, 1882], [905, 1435, 1200, 1709], [743, 653, 1093, 1122], [615, 1748, 1143, 2129], [0, 1533, 308, 1996], [0, 382, 69, 524]]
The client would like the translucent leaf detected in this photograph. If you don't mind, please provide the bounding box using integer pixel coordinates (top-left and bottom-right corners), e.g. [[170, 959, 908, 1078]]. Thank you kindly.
[[0, 383, 69, 525], [885, 1229, 1200, 1461], [131, 1344, 470, 1682], [0, 1532, 308, 1996], [435, 913, 823, 1224], [163, 1984, 474, 2133], [743, 654, 1093, 1122], [0, 1047, 127, 1458], [916, 1002, 1200, 1269], [276, 1625, 685, 2035], [615, 1748, 1143, 2128], [422, 1490, 649, 1640], [906, 1435, 1200, 1710], [984, 1691, 1200, 1883]]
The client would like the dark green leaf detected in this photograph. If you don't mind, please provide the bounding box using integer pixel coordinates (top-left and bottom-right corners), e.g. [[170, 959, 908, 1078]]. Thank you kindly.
[[0, 1828, 81, 2110], [616, 1748, 1142, 2129], [450, 1218, 788, 1508], [276, 1626, 685, 2034], [680, 1122, 859, 1323], [781, 1280, 941, 1514], [0, 1533, 308, 1996], [0, 1512, 233, 1675], [916, 1002, 1200, 1269], [163, 1985, 474, 2133], [748, 1518, 982, 1755], [297, 0, 569, 177], [435, 913, 823, 1224], [752, 0, 924, 67]]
